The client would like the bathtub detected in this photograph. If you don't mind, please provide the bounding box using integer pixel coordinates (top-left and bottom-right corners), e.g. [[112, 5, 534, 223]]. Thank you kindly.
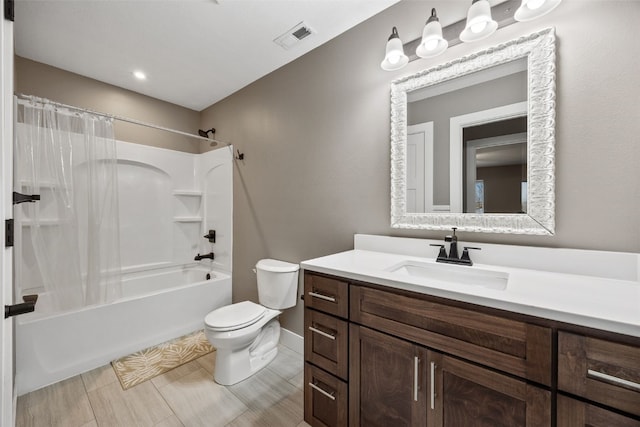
[[15, 265, 231, 395]]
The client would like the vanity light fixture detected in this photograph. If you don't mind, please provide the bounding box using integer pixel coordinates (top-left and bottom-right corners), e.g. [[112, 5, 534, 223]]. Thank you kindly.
[[381, 0, 562, 71], [380, 27, 409, 71], [460, 0, 498, 43], [416, 8, 448, 59], [514, 0, 562, 22]]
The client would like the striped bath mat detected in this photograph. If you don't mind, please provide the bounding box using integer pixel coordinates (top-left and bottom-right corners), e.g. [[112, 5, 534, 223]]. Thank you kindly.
[[112, 330, 215, 390]]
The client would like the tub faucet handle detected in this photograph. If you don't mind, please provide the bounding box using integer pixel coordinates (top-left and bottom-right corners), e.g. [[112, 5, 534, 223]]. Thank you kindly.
[[203, 230, 216, 243]]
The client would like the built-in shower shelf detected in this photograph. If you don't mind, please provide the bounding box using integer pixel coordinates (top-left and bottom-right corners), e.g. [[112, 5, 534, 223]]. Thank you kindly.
[[18, 181, 63, 189], [173, 216, 202, 222], [20, 219, 64, 226], [173, 190, 202, 196]]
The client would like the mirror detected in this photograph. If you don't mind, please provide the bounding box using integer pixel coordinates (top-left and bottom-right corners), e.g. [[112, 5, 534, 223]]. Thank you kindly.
[[391, 28, 556, 235]]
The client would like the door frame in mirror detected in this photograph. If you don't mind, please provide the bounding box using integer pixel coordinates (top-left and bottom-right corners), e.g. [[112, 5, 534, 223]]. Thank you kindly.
[[390, 28, 556, 235], [450, 101, 528, 213]]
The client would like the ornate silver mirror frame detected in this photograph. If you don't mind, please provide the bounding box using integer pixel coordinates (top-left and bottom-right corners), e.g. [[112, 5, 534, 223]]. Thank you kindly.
[[390, 28, 556, 235]]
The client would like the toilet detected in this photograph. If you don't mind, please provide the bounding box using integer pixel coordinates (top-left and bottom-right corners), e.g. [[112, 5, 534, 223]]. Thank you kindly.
[[204, 259, 299, 385]]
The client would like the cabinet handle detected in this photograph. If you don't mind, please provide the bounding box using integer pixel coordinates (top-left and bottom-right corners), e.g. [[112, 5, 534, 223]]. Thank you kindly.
[[430, 362, 436, 410], [308, 291, 336, 302], [413, 356, 419, 402], [308, 326, 336, 340], [587, 369, 640, 391], [309, 381, 336, 401]]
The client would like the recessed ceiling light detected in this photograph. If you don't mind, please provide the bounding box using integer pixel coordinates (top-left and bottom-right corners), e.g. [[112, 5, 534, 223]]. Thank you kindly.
[[133, 70, 147, 80]]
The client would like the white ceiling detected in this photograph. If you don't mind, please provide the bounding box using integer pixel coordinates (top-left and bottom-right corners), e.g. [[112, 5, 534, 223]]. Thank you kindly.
[[15, 0, 400, 111]]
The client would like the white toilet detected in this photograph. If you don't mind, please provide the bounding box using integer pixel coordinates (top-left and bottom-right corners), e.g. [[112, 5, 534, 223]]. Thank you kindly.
[[204, 259, 299, 385]]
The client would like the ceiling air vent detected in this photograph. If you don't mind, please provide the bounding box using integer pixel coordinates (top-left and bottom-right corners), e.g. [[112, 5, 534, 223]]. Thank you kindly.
[[274, 22, 315, 50]]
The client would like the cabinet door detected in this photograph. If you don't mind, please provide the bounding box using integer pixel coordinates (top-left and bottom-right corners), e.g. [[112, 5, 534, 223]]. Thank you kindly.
[[349, 325, 427, 427], [557, 394, 640, 427], [431, 352, 551, 427]]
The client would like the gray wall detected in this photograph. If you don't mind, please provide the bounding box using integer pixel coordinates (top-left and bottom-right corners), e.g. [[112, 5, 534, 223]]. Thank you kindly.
[[200, 0, 640, 336], [15, 56, 201, 153]]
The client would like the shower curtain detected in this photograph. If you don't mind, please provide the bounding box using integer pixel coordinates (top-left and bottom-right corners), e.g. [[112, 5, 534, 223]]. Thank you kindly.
[[15, 96, 122, 313]]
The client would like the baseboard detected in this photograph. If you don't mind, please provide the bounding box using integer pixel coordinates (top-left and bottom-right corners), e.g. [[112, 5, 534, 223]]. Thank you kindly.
[[279, 328, 303, 355]]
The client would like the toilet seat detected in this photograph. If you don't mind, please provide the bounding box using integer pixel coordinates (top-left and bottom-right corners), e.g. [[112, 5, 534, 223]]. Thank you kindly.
[[205, 301, 266, 332]]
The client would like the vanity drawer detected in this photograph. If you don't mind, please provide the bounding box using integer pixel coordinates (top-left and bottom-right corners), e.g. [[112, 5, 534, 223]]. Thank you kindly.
[[350, 285, 552, 386], [304, 362, 348, 427], [305, 308, 349, 380], [304, 272, 349, 319], [558, 331, 640, 417]]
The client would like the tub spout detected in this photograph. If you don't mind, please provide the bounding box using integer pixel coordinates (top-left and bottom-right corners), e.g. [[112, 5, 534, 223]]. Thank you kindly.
[[195, 252, 215, 261]]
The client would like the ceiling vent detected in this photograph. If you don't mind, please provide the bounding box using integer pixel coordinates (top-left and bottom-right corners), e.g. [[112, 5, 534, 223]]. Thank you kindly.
[[274, 22, 315, 50]]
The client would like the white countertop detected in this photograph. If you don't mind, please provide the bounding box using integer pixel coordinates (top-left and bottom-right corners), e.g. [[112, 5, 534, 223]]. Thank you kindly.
[[301, 248, 640, 338]]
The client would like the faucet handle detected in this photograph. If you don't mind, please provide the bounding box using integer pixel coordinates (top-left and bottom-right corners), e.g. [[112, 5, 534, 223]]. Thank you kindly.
[[460, 246, 481, 264], [430, 244, 447, 260]]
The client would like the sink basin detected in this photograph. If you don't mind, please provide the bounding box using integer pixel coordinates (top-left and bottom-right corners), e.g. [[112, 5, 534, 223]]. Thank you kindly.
[[387, 260, 509, 290]]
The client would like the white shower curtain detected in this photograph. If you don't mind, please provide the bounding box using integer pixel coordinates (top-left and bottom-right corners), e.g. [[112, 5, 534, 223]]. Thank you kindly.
[[15, 96, 122, 312]]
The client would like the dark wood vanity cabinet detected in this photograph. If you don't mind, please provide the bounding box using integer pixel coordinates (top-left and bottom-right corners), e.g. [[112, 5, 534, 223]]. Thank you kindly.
[[303, 271, 640, 427], [349, 284, 551, 427], [304, 273, 350, 427]]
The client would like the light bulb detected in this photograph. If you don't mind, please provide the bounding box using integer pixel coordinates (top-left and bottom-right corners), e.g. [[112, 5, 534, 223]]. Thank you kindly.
[[423, 38, 439, 51], [387, 52, 401, 65], [470, 21, 487, 34], [527, 0, 545, 10]]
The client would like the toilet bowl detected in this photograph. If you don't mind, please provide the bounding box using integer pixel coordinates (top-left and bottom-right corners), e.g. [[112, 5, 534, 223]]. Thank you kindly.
[[204, 259, 299, 385]]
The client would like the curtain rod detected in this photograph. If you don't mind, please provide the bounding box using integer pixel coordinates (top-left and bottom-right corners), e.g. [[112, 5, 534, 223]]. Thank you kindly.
[[15, 93, 229, 146]]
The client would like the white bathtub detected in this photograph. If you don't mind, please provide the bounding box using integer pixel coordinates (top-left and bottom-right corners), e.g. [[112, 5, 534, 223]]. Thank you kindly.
[[15, 265, 231, 395]]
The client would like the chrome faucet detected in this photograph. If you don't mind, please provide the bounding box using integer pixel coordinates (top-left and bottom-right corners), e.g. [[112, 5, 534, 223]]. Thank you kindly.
[[194, 252, 215, 261], [430, 227, 480, 266]]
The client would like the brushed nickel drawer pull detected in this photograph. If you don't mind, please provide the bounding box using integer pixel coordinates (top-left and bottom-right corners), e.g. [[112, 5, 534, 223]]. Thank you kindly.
[[587, 369, 640, 391], [309, 381, 336, 401], [308, 326, 336, 340], [308, 291, 336, 302], [413, 356, 419, 402], [430, 362, 436, 410]]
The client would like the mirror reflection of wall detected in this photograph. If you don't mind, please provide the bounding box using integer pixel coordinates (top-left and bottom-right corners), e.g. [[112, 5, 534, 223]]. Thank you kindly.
[[463, 117, 527, 214], [406, 58, 527, 213]]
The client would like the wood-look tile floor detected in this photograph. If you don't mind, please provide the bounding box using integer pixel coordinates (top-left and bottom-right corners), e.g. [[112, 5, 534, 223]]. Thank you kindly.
[[17, 345, 311, 427]]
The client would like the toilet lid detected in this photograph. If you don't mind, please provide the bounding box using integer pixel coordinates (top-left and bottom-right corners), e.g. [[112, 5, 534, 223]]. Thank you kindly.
[[205, 301, 266, 331]]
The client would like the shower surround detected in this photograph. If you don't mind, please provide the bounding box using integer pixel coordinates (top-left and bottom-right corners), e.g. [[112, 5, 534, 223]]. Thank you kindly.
[[15, 140, 233, 395]]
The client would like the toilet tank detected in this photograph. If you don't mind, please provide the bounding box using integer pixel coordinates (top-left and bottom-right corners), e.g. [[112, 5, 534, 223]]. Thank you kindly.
[[255, 259, 300, 309]]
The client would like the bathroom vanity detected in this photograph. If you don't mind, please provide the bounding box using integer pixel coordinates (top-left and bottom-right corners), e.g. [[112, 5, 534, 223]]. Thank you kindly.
[[301, 235, 640, 427]]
